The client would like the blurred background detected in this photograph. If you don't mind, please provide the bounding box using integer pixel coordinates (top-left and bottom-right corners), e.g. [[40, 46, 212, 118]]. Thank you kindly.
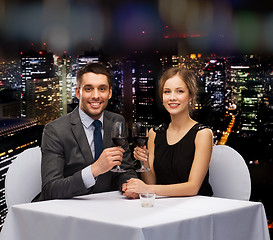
[[0, 0, 273, 58]]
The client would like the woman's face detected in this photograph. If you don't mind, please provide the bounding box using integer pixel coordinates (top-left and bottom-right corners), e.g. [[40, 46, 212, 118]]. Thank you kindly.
[[162, 74, 191, 115]]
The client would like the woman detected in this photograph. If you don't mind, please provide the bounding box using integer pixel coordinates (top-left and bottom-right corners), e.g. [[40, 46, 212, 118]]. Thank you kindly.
[[123, 67, 213, 197]]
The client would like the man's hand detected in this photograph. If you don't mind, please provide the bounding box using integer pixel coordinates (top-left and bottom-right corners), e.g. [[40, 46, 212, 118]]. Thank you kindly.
[[91, 147, 124, 178]]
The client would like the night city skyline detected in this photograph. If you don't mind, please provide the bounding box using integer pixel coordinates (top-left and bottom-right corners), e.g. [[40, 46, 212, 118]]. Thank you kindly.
[[1, 45, 273, 231]]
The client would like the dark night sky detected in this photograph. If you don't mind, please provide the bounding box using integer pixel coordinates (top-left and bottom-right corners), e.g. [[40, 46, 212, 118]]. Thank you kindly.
[[0, 0, 273, 60]]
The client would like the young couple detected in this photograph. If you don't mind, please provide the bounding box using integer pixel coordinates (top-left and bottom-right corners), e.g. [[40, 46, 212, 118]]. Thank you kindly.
[[34, 62, 212, 202]]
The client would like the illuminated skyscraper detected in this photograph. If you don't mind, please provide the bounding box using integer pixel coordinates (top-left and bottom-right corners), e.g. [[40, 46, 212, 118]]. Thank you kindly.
[[21, 50, 55, 118], [56, 53, 72, 115], [27, 77, 60, 125], [0, 60, 21, 89], [123, 59, 135, 127], [109, 60, 124, 114], [230, 59, 265, 132], [77, 50, 105, 68], [134, 62, 157, 127], [203, 58, 226, 112], [77, 55, 99, 67], [160, 55, 179, 70], [0, 89, 21, 118], [123, 54, 160, 128]]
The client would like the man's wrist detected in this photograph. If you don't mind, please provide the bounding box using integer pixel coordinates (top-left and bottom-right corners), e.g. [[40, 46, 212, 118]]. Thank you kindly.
[[91, 163, 100, 178]]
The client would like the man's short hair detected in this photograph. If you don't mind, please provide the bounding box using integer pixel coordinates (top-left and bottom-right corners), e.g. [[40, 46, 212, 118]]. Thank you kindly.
[[76, 63, 112, 88]]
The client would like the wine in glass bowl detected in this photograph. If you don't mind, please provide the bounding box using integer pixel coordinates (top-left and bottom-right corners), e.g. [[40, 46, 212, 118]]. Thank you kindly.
[[111, 121, 128, 172], [112, 137, 128, 147], [132, 122, 150, 172], [133, 136, 148, 148]]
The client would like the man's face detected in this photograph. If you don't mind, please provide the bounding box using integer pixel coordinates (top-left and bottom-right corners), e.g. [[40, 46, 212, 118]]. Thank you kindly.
[[75, 72, 112, 119]]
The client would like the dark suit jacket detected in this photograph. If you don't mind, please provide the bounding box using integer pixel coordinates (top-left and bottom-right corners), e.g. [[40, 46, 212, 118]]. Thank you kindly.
[[34, 107, 137, 201]]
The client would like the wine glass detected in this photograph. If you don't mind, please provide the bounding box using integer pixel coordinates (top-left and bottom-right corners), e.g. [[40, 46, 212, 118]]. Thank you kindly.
[[111, 121, 128, 173], [132, 122, 150, 172]]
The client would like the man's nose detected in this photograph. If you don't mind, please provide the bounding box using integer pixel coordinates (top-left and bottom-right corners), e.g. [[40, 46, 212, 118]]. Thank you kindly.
[[92, 89, 99, 98]]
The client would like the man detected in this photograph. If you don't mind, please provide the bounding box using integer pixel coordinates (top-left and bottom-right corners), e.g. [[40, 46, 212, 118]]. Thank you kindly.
[[34, 63, 137, 201]]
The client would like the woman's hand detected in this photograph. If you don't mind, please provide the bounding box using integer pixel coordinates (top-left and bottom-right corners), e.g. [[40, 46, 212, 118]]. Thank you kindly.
[[123, 178, 150, 194], [134, 146, 148, 162], [122, 182, 139, 199]]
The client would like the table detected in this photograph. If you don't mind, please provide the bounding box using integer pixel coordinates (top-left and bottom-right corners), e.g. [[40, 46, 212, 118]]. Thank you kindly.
[[0, 191, 270, 240]]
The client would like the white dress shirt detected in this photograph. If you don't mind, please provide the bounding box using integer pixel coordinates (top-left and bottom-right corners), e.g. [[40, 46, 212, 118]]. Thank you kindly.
[[79, 108, 104, 189]]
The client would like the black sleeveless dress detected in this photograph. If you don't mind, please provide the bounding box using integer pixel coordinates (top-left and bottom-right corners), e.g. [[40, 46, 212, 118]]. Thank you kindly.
[[153, 123, 213, 196]]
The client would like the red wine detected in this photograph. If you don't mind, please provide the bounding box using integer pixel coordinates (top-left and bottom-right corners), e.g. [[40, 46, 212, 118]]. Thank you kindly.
[[112, 137, 128, 146], [133, 136, 148, 147]]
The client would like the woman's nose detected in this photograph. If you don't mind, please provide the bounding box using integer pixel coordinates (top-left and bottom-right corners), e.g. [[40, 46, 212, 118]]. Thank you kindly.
[[170, 91, 176, 100]]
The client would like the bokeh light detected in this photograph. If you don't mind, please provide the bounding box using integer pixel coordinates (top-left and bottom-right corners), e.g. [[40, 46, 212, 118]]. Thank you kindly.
[[0, 0, 5, 26], [2, 0, 106, 54], [232, 11, 261, 52], [158, 0, 273, 53], [41, 24, 70, 53], [0, 0, 272, 56], [3, 3, 43, 42], [264, 13, 273, 51], [42, 0, 105, 53], [158, 0, 219, 52], [113, 2, 161, 50], [158, 0, 188, 32], [210, 1, 233, 52], [159, 0, 214, 33]]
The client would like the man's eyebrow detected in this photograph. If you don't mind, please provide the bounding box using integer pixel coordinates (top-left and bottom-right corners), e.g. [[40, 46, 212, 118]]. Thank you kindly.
[[82, 84, 109, 88]]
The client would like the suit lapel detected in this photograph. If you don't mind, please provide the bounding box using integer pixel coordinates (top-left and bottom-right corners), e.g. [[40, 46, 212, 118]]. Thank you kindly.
[[70, 107, 94, 165]]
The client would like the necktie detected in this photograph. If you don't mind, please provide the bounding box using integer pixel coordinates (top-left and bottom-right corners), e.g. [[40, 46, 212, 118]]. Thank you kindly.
[[92, 120, 103, 160]]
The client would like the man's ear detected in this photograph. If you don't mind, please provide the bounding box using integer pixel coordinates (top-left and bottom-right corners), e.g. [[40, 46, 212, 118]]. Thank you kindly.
[[75, 87, 80, 100], [108, 87, 112, 99]]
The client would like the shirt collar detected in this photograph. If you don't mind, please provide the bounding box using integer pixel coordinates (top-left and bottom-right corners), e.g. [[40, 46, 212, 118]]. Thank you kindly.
[[79, 107, 104, 129]]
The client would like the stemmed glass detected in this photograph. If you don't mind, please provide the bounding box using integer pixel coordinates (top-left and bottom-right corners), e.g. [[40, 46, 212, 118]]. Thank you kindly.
[[111, 121, 128, 173], [132, 122, 150, 172]]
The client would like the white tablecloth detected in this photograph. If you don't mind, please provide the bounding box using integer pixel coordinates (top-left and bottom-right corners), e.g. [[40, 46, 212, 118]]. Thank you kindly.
[[0, 191, 270, 240]]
